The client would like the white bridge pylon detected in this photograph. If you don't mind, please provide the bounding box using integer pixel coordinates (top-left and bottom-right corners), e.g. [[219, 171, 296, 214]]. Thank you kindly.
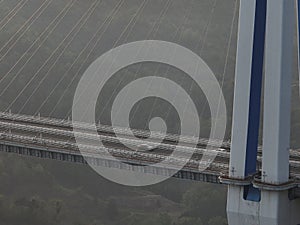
[[225, 0, 300, 224]]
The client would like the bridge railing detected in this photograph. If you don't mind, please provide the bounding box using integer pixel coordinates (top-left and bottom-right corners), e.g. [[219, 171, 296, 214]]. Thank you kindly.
[[0, 112, 231, 149]]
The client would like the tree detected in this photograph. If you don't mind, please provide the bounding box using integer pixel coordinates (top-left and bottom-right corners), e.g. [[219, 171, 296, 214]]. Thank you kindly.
[[177, 217, 203, 225], [208, 216, 228, 225], [104, 199, 119, 219], [157, 213, 172, 225], [182, 185, 227, 221]]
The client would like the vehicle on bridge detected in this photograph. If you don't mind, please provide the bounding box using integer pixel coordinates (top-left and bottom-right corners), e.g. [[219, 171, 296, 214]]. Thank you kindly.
[[137, 143, 154, 152]]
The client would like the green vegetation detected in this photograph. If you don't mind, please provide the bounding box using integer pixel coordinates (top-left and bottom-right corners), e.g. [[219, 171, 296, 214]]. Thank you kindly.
[[0, 153, 228, 225]]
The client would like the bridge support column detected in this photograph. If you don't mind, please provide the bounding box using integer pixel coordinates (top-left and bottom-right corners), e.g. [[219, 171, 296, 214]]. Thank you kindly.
[[227, 0, 266, 224], [226, 0, 300, 224], [259, 0, 298, 224]]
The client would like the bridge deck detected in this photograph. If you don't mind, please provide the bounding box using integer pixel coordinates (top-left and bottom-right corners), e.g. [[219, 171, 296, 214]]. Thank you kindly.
[[0, 112, 299, 196]]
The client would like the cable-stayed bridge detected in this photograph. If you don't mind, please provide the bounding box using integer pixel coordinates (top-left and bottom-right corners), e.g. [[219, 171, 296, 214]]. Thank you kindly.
[[0, 112, 300, 197], [2, 0, 300, 224]]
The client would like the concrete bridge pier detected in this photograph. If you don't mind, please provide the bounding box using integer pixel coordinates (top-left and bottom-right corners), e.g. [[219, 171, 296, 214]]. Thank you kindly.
[[258, 0, 297, 224], [226, 0, 265, 223], [226, 0, 300, 224]]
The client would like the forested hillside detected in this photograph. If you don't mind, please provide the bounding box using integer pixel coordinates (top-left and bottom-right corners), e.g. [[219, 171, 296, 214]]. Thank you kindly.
[[0, 153, 227, 225]]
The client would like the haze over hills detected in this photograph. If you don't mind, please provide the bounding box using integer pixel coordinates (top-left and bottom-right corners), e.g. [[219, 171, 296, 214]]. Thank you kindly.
[[0, 0, 300, 224]]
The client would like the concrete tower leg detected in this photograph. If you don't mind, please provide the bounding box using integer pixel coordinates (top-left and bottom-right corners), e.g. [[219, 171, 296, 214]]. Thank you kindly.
[[226, 0, 266, 224], [227, 186, 260, 224], [259, 0, 298, 224]]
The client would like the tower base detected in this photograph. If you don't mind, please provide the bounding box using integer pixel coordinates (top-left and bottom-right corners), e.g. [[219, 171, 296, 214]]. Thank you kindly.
[[227, 186, 300, 225]]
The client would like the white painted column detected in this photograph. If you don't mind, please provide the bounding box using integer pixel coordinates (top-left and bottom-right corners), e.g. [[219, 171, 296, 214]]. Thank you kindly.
[[260, 0, 294, 224], [262, 0, 293, 185], [228, 0, 256, 180], [227, 0, 262, 224]]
